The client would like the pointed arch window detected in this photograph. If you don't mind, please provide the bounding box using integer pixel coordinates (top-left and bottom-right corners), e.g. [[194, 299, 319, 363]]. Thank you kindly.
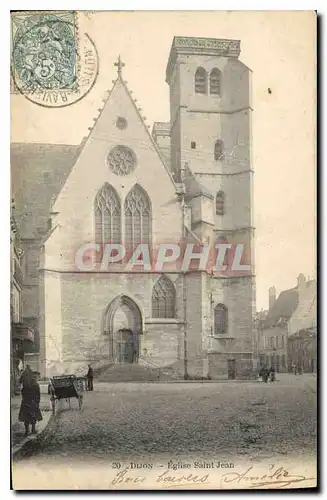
[[216, 190, 225, 215], [152, 275, 175, 318], [214, 304, 228, 335], [195, 67, 207, 94], [210, 68, 221, 95], [95, 184, 121, 247], [124, 185, 151, 252], [214, 139, 224, 161]]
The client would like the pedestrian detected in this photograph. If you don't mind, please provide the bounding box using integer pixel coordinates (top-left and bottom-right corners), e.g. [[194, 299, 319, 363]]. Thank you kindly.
[[259, 366, 269, 383], [86, 364, 94, 391], [259, 366, 264, 381], [269, 368, 276, 382], [18, 367, 42, 437], [262, 368, 269, 383], [19, 364, 34, 387]]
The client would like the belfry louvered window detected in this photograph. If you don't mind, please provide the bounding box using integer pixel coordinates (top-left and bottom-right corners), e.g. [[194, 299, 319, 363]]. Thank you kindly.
[[95, 184, 121, 247], [124, 185, 151, 252], [195, 67, 207, 94], [210, 68, 222, 95], [214, 304, 228, 335], [152, 275, 175, 318]]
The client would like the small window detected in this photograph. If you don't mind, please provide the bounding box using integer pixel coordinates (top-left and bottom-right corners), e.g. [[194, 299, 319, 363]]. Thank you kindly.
[[191, 141, 196, 149], [216, 191, 225, 215], [214, 304, 228, 335], [195, 67, 207, 94], [214, 139, 224, 160], [210, 68, 221, 95]]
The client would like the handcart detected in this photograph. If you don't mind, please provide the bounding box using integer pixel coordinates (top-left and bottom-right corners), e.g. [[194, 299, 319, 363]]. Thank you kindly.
[[49, 375, 85, 414]]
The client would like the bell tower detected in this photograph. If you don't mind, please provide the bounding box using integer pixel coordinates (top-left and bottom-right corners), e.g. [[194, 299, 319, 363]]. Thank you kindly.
[[166, 36, 255, 378], [166, 35, 253, 237]]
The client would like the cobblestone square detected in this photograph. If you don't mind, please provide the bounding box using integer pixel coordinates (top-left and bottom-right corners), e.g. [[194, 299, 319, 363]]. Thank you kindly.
[[14, 375, 316, 461]]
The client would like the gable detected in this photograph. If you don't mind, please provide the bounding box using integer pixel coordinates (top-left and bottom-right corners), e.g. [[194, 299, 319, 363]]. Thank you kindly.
[[48, 76, 182, 260], [288, 280, 317, 334]]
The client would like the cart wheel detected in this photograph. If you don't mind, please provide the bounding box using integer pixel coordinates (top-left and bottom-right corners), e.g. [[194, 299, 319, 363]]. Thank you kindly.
[[78, 396, 83, 411]]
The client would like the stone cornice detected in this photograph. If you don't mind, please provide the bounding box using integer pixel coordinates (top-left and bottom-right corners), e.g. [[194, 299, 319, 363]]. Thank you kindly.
[[185, 191, 214, 202], [187, 106, 252, 115], [166, 36, 241, 83], [194, 170, 254, 176], [214, 226, 255, 233]]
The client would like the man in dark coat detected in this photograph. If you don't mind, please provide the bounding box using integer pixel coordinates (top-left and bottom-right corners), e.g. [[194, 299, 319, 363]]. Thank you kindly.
[[19, 367, 43, 437], [269, 367, 276, 382], [259, 366, 269, 383], [87, 364, 94, 391], [19, 364, 34, 388]]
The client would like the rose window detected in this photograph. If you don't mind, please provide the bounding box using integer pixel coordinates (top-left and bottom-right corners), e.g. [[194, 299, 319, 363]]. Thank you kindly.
[[107, 146, 136, 176]]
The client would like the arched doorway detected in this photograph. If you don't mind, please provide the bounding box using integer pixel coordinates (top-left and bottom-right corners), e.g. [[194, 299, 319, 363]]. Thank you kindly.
[[103, 295, 142, 363], [116, 329, 134, 363]]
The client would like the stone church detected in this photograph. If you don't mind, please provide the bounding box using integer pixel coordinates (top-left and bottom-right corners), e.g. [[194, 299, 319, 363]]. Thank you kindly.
[[11, 36, 255, 380]]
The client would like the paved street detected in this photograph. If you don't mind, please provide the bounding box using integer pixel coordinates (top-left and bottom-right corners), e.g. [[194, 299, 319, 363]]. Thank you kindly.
[[12, 375, 317, 489]]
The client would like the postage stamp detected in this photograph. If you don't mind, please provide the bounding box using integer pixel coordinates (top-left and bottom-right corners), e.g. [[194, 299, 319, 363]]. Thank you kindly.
[[11, 11, 98, 107]]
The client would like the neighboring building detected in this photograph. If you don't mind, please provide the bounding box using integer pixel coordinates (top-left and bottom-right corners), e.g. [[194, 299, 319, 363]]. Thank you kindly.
[[259, 274, 317, 373], [253, 308, 268, 369], [288, 275, 317, 373], [10, 200, 34, 394], [11, 36, 255, 380], [11, 143, 82, 359]]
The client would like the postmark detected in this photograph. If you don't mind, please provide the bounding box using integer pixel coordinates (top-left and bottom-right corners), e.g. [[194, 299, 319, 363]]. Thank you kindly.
[[11, 11, 99, 107]]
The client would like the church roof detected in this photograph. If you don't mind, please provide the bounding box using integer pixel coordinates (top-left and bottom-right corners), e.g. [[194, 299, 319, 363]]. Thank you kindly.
[[184, 164, 213, 201], [11, 142, 81, 238]]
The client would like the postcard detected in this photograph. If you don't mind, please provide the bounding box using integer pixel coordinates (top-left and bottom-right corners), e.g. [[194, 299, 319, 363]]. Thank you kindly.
[[10, 10, 317, 490]]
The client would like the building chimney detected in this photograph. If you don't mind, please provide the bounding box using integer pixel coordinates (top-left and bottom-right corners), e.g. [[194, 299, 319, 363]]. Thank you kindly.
[[269, 286, 276, 310], [297, 273, 306, 299]]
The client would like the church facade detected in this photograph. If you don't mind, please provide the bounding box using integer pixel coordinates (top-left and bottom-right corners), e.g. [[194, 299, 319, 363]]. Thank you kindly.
[[12, 36, 256, 379]]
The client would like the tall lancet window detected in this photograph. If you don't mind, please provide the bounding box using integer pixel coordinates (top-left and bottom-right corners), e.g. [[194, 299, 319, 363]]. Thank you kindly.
[[214, 304, 228, 335], [95, 184, 121, 248], [210, 68, 222, 95], [195, 67, 207, 94], [124, 185, 151, 252], [152, 275, 175, 318]]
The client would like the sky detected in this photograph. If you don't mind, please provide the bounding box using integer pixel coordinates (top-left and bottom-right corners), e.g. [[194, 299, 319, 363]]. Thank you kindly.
[[11, 11, 316, 310]]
